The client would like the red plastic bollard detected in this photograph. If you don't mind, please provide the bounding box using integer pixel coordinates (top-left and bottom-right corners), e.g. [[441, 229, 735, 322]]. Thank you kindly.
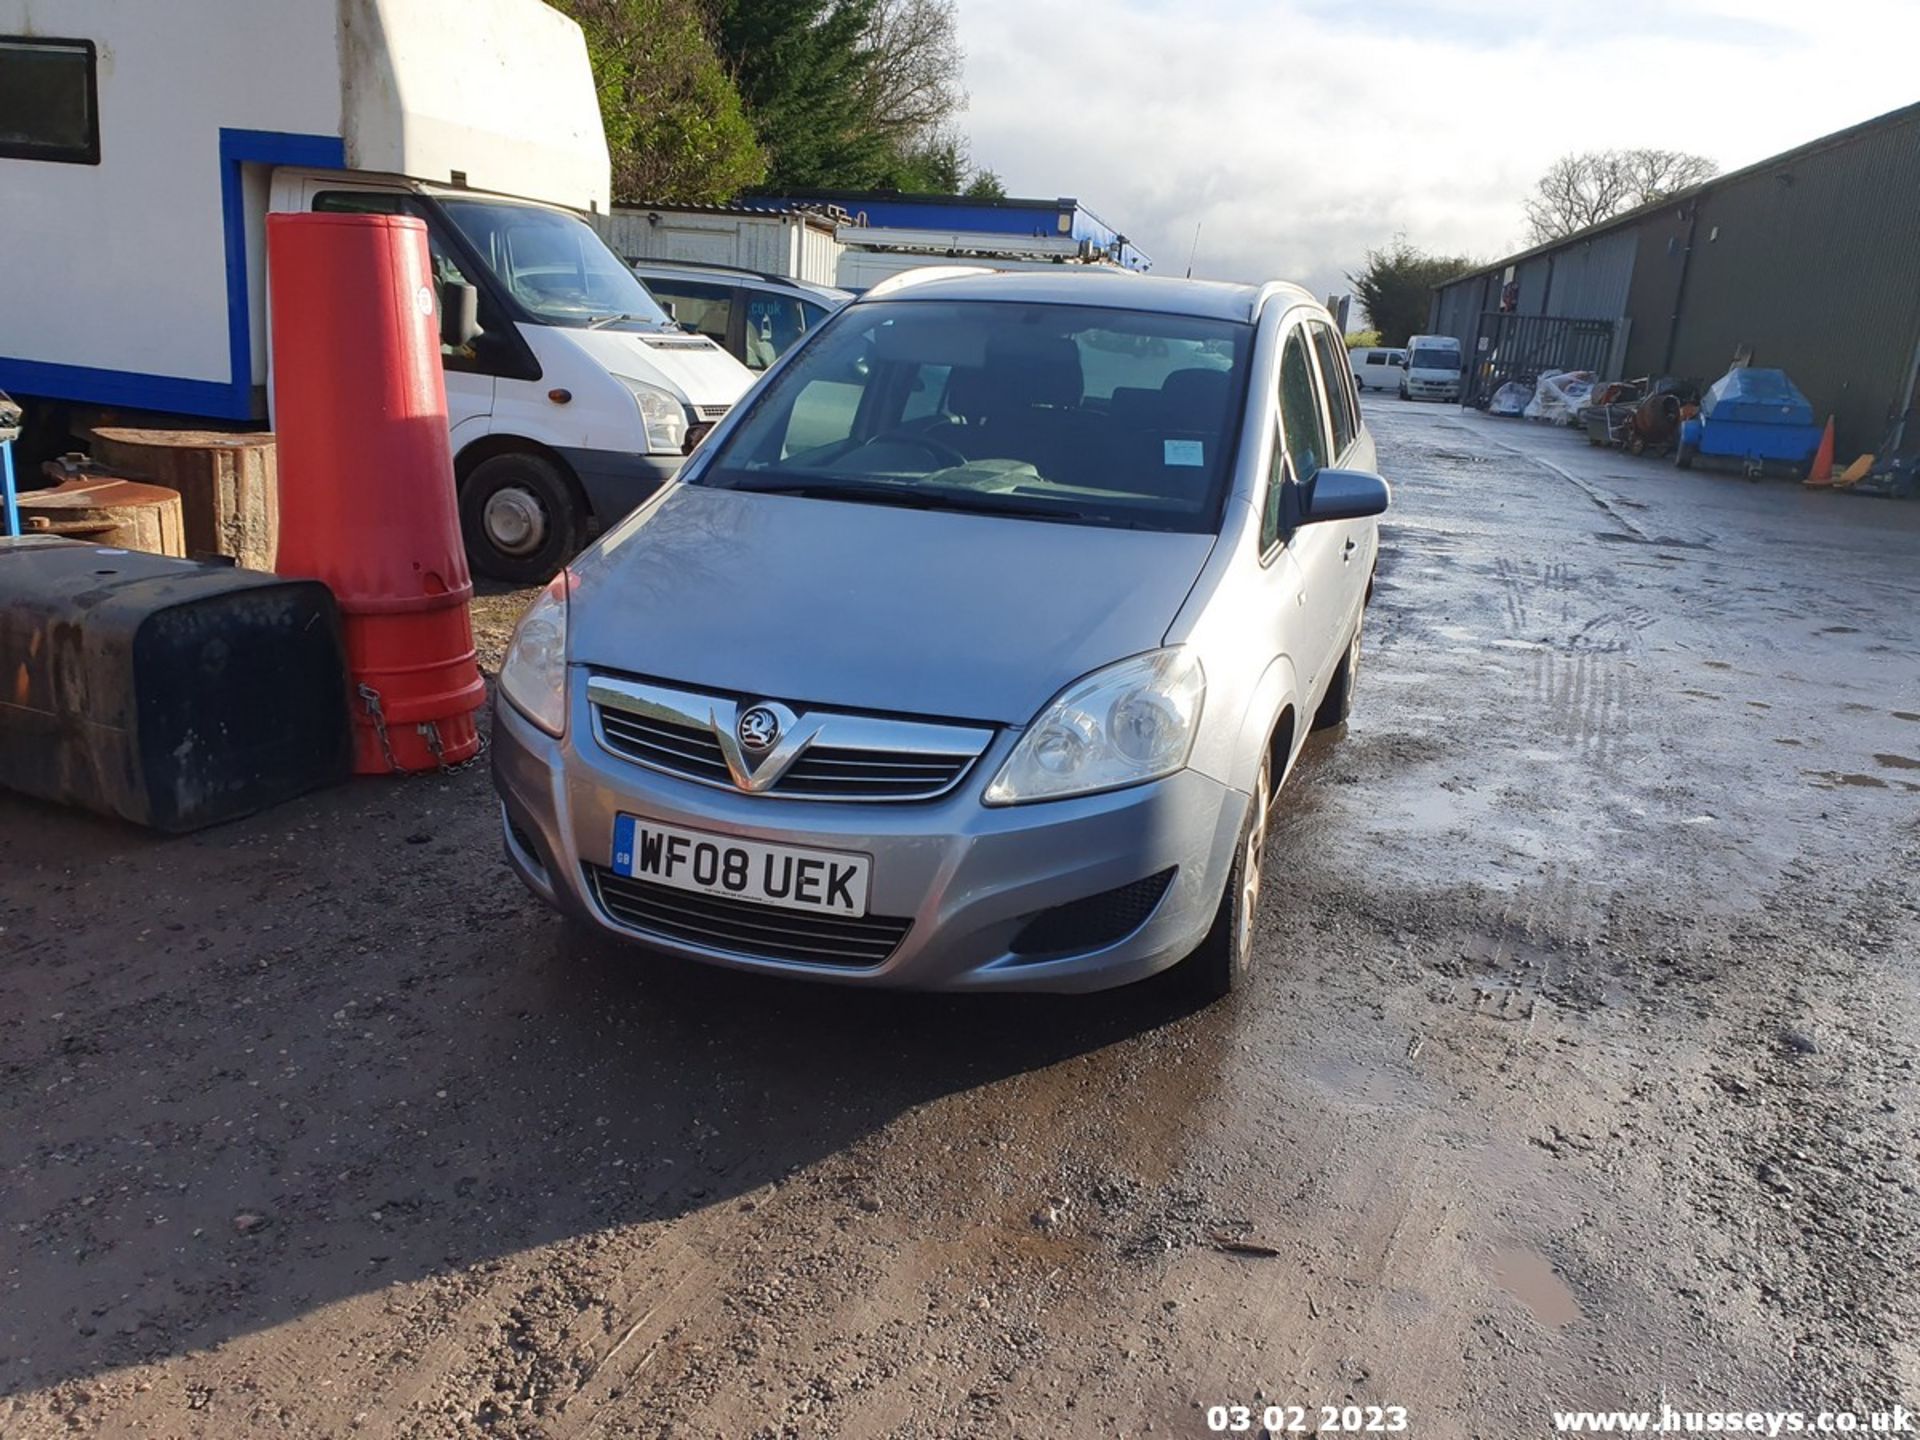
[[267, 212, 484, 773]]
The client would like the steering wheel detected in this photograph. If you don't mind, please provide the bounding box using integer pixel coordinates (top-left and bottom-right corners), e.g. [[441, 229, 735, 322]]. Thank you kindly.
[[865, 426, 970, 470]]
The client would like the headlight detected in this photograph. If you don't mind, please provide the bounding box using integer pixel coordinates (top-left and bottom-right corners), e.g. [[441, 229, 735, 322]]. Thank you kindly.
[[984, 648, 1205, 805], [499, 573, 569, 736], [615, 377, 688, 455]]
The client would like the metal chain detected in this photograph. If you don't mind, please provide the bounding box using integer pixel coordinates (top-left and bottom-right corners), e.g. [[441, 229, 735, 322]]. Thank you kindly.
[[358, 683, 401, 774], [357, 682, 489, 778]]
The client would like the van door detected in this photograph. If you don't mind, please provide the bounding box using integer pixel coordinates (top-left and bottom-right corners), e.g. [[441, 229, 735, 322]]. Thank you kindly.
[[281, 174, 496, 448]]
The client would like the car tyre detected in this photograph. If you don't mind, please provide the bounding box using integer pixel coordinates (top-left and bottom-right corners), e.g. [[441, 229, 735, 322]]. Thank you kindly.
[[1313, 617, 1363, 731], [1675, 440, 1698, 470], [1187, 748, 1272, 1001], [460, 451, 582, 584]]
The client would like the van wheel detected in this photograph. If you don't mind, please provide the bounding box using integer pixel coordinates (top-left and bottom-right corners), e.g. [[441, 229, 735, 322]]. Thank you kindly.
[[1313, 618, 1363, 730], [460, 452, 581, 584], [1187, 749, 1271, 1001]]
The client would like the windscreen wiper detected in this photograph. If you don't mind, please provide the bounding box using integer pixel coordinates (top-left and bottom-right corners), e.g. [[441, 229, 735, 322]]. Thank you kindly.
[[726, 476, 1087, 522]]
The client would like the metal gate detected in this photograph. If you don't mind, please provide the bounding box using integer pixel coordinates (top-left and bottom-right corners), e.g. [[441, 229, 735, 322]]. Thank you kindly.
[[1466, 312, 1623, 408]]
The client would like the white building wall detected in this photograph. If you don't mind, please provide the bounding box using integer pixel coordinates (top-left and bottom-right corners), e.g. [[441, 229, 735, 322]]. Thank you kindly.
[[0, 0, 341, 387], [599, 208, 844, 286]]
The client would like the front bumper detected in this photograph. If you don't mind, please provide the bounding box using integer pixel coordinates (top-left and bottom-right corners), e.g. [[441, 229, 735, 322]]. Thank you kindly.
[[555, 446, 681, 530], [1405, 380, 1461, 401], [490, 675, 1249, 993]]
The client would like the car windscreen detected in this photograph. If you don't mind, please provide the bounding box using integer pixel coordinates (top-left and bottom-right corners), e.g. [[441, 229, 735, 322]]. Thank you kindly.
[[693, 299, 1252, 534], [440, 199, 673, 330], [1409, 346, 1460, 371]]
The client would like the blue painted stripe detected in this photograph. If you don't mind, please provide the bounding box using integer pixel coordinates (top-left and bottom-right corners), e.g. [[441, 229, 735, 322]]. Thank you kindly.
[[1, 128, 344, 420], [0, 355, 243, 416], [218, 128, 347, 416]]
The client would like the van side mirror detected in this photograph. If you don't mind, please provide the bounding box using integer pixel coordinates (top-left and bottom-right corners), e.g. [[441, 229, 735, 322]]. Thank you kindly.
[[440, 281, 481, 348], [1299, 468, 1390, 525]]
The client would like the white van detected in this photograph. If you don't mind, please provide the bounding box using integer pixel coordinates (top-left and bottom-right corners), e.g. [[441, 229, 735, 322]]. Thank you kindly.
[[0, 0, 755, 581], [1350, 347, 1407, 392], [1401, 335, 1465, 402]]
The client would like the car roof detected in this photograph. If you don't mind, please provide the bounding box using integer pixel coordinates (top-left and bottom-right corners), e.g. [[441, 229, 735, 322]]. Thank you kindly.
[[629, 260, 852, 303], [856, 268, 1319, 324]]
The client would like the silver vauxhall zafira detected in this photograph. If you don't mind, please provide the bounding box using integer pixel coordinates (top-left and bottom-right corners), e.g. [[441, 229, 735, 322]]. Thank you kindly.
[[491, 270, 1386, 997]]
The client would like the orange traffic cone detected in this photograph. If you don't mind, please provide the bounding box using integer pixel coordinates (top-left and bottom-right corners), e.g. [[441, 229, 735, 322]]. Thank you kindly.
[[1804, 416, 1835, 486]]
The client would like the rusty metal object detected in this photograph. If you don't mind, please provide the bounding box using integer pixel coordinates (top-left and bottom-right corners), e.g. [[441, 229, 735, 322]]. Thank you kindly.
[[1629, 393, 1683, 454], [88, 427, 278, 570], [0, 537, 350, 831], [18, 473, 186, 555]]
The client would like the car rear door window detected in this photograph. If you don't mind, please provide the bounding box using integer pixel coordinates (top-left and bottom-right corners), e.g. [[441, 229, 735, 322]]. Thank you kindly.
[[744, 293, 812, 370], [1309, 323, 1358, 457]]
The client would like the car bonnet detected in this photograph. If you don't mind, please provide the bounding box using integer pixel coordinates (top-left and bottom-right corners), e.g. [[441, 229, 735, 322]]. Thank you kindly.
[[565, 484, 1217, 726]]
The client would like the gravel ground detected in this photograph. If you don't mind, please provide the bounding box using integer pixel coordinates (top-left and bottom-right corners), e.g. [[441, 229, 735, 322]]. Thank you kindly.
[[3, 402, 1917, 1438]]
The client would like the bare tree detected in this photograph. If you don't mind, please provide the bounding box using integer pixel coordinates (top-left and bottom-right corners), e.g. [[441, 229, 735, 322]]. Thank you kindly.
[[1523, 148, 1719, 244], [859, 0, 966, 150]]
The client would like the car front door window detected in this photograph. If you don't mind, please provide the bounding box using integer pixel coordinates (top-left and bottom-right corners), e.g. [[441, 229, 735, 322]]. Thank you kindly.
[[1278, 328, 1330, 487], [650, 280, 734, 351]]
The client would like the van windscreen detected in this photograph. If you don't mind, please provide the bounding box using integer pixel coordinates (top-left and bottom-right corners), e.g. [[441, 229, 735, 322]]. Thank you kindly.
[[1410, 346, 1460, 371]]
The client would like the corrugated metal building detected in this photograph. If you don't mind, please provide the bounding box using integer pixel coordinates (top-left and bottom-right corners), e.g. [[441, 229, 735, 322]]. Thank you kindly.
[[1429, 102, 1920, 455], [596, 202, 845, 287]]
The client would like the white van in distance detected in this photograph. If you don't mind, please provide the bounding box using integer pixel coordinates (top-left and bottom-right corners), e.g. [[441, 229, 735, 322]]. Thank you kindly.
[[1351, 346, 1407, 392], [1401, 335, 1465, 402]]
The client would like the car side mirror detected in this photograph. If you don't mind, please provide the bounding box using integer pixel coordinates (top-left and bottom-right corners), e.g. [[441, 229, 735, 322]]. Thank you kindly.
[[439, 281, 481, 348], [1299, 468, 1390, 525]]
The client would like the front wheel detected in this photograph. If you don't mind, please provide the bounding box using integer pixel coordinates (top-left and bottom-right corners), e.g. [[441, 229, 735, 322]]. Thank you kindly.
[[1186, 749, 1271, 1001], [459, 451, 582, 584]]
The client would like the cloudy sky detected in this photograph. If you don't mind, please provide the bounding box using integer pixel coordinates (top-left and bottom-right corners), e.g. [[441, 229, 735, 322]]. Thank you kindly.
[[955, 0, 1918, 308]]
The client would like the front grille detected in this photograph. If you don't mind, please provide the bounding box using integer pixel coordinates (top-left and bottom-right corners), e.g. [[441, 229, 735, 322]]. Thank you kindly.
[[588, 676, 990, 804], [764, 745, 975, 799], [597, 706, 733, 785], [1009, 868, 1177, 960], [588, 865, 911, 968]]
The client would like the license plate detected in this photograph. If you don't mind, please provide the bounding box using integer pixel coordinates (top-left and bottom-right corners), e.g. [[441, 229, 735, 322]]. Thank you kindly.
[[611, 815, 871, 917]]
